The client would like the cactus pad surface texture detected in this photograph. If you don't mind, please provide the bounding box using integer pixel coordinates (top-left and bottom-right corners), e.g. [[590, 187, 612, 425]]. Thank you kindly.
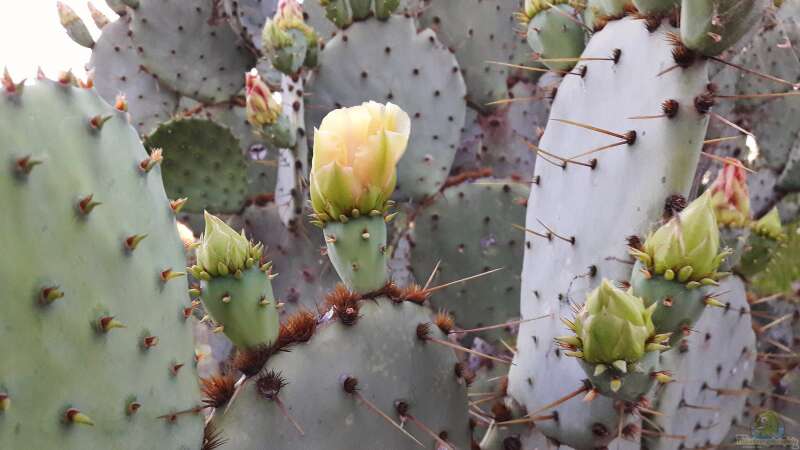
[[0, 81, 202, 449]]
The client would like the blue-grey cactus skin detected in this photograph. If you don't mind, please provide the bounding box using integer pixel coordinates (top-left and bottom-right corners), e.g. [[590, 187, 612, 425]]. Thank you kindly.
[[509, 17, 711, 449], [644, 276, 756, 449], [128, 0, 255, 103]]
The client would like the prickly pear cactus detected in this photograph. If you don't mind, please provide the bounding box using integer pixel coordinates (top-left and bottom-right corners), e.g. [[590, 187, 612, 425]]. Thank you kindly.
[[89, 16, 179, 135], [418, 0, 533, 109], [211, 296, 471, 449], [128, 0, 255, 102], [509, 17, 712, 449], [452, 80, 551, 179], [644, 276, 756, 449], [144, 118, 249, 214], [408, 178, 529, 342], [0, 81, 202, 449]]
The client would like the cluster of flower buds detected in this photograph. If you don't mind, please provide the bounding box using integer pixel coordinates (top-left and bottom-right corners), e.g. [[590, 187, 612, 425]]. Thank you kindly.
[[709, 158, 751, 228], [557, 281, 667, 366], [630, 191, 731, 287], [190, 212, 264, 279]]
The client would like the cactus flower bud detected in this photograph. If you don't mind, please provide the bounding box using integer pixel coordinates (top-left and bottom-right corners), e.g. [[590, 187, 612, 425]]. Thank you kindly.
[[310, 101, 410, 222], [245, 70, 281, 128], [57, 2, 95, 49], [196, 212, 256, 277], [709, 159, 751, 228], [574, 280, 656, 364], [635, 191, 729, 283], [752, 207, 785, 240]]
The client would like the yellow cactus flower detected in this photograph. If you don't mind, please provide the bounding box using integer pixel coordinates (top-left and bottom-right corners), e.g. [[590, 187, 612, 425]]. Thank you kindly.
[[310, 101, 411, 221]]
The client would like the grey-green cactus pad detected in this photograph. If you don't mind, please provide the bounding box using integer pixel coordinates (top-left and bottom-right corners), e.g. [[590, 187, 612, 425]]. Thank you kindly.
[[183, 101, 278, 195], [129, 0, 255, 103], [89, 17, 178, 135], [144, 118, 249, 214], [222, 0, 278, 50], [751, 220, 800, 295], [452, 81, 550, 178], [212, 298, 471, 449], [508, 17, 710, 449], [645, 276, 756, 450], [417, 0, 529, 109], [408, 178, 529, 342], [306, 16, 467, 201], [0, 81, 202, 449]]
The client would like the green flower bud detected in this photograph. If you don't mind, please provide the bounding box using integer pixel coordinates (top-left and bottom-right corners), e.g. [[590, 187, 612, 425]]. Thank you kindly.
[[196, 212, 252, 277], [640, 191, 729, 282], [575, 280, 656, 364], [752, 207, 785, 240]]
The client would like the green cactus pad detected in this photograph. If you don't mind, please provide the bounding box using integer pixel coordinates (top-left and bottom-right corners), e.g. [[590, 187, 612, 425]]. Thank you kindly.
[[739, 235, 780, 280], [508, 17, 710, 449], [632, 0, 679, 14], [181, 99, 278, 197], [680, 0, 770, 57], [323, 216, 389, 294], [212, 298, 471, 449], [630, 262, 710, 345], [452, 81, 550, 179], [579, 351, 660, 402], [645, 276, 756, 449], [129, 0, 255, 103], [0, 81, 202, 449], [418, 0, 528, 110], [200, 267, 280, 349], [222, 0, 278, 50], [526, 5, 586, 72], [89, 17, 179, 135], [144, 118, 249, 214], [408, 178, 529, 342], [306, 16, 467, 201], [751, 220, 800, 295]]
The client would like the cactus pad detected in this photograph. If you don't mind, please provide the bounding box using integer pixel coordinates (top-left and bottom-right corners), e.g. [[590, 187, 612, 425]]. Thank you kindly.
[[144, 118, 249, 214], [508, 17, 710, 448], [223, 0, 279, 50], [212, 297, 471, 449], [418, 0, 530, 110], [452, 81, 550, 179], [89, 17, 179, 135], [129, 0, 255, 103], [408, 178, 529, 342], [644, 276, 756, 449], [0, 81, 202, 449]]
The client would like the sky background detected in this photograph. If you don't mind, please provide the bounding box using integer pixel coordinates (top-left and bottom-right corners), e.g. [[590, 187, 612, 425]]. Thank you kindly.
[[1, 1, 117, 80]]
